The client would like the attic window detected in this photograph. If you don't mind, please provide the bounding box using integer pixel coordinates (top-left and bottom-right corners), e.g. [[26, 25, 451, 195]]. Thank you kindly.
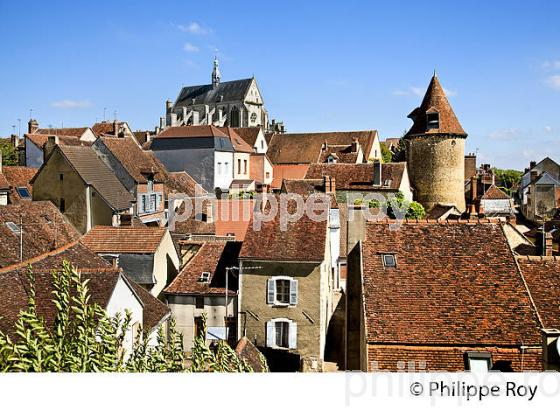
[[5, 221, 20, 235], [16, 187, 31, 199], [426, 112, 440, 130], [382, 254, 396, 268], [199, 271, 211, 283], [465, 352, 492, 373], [383, 179, 392, 187], [327, 155, 337, 164]]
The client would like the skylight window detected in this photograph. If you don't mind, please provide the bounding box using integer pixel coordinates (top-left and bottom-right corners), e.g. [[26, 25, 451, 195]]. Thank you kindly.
[[426, 112, 440, 130], [16, 187, 30, 199], [5, 221, 21, 235], [199, 271, 211, 283], [382, 254, 396, 268]]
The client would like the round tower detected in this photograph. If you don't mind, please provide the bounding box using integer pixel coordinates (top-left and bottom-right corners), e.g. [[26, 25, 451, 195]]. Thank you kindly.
[[404, 74, 467, 212]]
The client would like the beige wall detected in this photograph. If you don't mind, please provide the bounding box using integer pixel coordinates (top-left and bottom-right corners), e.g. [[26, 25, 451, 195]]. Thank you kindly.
[[151, 231, 180, 297]]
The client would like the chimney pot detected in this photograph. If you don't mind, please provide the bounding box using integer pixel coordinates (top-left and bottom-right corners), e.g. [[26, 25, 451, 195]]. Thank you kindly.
[[28, 119, 39, 134], [530, 160, 537, 169], [373, 160, 382, 186], [531, 170, 539, 183]]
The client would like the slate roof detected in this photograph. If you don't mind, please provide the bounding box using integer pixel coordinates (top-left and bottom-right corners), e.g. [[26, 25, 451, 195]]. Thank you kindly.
[[405, 75, 467, 137], [360, 221, 541, 345], [82, 226, 167, 254], [240, 196, 328, 262], [0, 201, 81, 268], [267, 130, 377, 164], [517, 257, 560, 330], [0, 166, 37, 203], [174, 78, 253, 106], [98, 137, 168, 183], [55, 145, 133, 210], [156, 125, 230, 139], [164, 241, 241, 296], [305, 163, 405, 191]]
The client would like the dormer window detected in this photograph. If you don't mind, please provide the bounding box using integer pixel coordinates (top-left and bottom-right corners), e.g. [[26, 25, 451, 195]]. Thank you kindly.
[[199, 272, 211, 283], [147, 176, 154, 192], [426, 112, 440, 130], [327, 155, 337, 164]]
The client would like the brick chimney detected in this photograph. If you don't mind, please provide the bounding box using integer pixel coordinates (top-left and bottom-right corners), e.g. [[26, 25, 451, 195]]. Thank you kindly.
[[373, 160, 382, 186], [28, 119, 39, 134], [530, 160, 537, 169], [113, 119, 119, 137], [44, 135, 59, 161], [545, 232, 553, 256], [323, 176, 336, 194], [351, 138, 359, 152], [530, 170, 539, 183]]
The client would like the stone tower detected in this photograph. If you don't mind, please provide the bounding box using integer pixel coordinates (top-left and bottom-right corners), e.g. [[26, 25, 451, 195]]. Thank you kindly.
[[212, 56, 221, 88], [404, 74, 467, 212]]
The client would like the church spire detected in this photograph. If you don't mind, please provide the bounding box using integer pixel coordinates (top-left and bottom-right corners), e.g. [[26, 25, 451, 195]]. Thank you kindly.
[[212, 55, 221, 88]]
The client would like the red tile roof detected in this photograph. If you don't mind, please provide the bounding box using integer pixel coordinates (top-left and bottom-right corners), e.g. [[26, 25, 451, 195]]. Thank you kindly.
[[271, 164, 310, 189], [481, 184, 511, 200], [81, 226, 167, 253], [305, 163, 405, 191], [218, 127, 254, 153], [240, 196, 328, 262], [1, 166, 37, 203], [232, 127, 261, 147], [156, 125, 229, 139], [35, 127, 90, 138], [360, 221, 541, 346], [318, 145, 360, 163], [91, 121, 129, 137], [164, 241, 240, 295], [165, 171, 207, 197], [405, 75, 466, 137], [26, 133, 91, 149], [215, 200, 254, 241]]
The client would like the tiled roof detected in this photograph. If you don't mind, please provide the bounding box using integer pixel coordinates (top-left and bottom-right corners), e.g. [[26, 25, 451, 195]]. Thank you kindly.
[[218, 127, 254, 153], [281, 179, 323, 195], [215, 200, 254, 241], [240, 196, 328, 262], [267, 130, 377, 164], [98, 137, 168, 183], [517, 257, 560, 329], [26, 133, 91, 149], [164, 171, 207, 197], [318, 145, 360, 163], [82, 226, 167, 254], [1, 166, 37, 203], [232, 127, 261, 146], [481, 184, 511, 200], [35, 127, 90, 138], [405, 75, 466, 137], [271, 164, 310, 189], [360, 221, 541, 345], [126, 276, 170, 331], [164, 241, 240, 295], [305, 163, 405, 190], [57, 145, 133, 210], [235, 336, 266, 372], [175, 78, 253, 106], [91, 121, 128, 137], [156, 125, 229, 139], [133, 131, 151, 146], [0, 201, 81, 268], [0, 173, 9, 190]]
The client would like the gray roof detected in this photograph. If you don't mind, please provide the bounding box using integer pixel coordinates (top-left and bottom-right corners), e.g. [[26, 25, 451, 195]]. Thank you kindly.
[[175, 79, 253, 107], [535, 172, 560, 186], [520, 157, 560, 190], [58, 145, 133, 210], [118, 253, 155, 285]]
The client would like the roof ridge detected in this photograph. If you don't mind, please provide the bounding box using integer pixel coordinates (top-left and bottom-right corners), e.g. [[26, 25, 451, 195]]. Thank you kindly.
[[0, 240, 81, 274]]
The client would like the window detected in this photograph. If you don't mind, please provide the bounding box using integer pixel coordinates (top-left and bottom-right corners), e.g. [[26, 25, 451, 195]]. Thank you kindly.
[[16, 187, 30, 199], [382, 254, 396, 268], [261, 140, 264, 150], [59, 173, 64, 181], [60, 198, 65, 213], [101, 254, 119, 267], [5, 221, 20, 235], [194, 316, 205, 339], [199, 271, 211, 283], [265, 172, 270, 179], [217, 162, 222, 175], [250, 112, 257, 123], [266, 319, 297, 349], [427, 112, 440, 130], [267, 276, 298, 306], [147, 177, 154, 192], [244, 159, 248, 174], [238, 158, 241, 174], [195, 296, 204, 309], [465, 352, 492, 373], [139, 193, 161, 214], [224, 162, 229, 174]]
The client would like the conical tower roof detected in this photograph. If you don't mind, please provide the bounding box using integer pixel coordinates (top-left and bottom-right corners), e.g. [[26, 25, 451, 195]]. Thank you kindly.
[[405, 74, 466, 137]]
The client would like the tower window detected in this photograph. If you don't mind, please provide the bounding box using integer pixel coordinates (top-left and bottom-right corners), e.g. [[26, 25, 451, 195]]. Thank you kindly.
[[426, 112, 440, 130]]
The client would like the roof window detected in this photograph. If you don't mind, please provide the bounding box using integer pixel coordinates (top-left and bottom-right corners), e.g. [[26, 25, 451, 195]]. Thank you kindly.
[[5, 221, 20, 235], [16, 187, 31, 199], [382, 254, 396, 268], [199, 271, 211, 283]]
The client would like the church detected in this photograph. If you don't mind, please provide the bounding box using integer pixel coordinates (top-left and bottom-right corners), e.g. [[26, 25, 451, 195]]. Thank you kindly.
[[160, 58, 269, 130]]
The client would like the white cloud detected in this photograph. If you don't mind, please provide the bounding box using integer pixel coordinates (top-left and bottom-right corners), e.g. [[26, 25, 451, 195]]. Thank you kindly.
[[488, 128, 521, 141], [544, 125, 553, 133], [443, 87, 457, 97], [542, 60, 560, 71], [51, 100, 92, 109], [178, 22, 211, 35], [183, 42, 199, 53], [410, 86, 424, 96], [545, 74, 560, 90]]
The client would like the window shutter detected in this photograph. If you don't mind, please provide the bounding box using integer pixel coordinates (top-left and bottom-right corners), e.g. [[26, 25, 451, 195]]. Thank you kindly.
[[267, 279, 275, 304], [156, 193, 162, 210], [266, 321, 275, 347], [288, 321, 297, 349], [290, 279, 298, 305], [139, 194, 146, 213]]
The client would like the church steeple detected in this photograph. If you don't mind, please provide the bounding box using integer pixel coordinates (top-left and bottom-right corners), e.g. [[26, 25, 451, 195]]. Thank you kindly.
[[212, 56, 221, 88]]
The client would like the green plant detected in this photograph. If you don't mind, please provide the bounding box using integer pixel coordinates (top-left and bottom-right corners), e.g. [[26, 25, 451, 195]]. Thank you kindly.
[[0, 139, 18, 165], [492, 168, 523, 195], [381, 143, 393, 163]]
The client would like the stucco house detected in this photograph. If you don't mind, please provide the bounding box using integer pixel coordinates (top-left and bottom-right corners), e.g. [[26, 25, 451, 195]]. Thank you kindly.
[[164, 240, 241, 350], [238, 197, 335, 371], [81, 226, 180, 297], [519, 158, 560, 222], [31, 145, 133, 234], [233, 127, 268, 154]]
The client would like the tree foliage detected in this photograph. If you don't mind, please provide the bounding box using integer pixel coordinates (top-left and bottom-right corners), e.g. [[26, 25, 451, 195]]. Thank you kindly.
[[380, 143, 393, 163], [492, 168, 523, 195], [353, 191, 426, 219], [0, 139, 18, 166], [0, 262, 267, 372]]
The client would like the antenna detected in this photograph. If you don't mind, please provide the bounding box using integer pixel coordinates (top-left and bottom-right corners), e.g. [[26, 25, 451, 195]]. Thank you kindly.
[[114, 110, 118, 121], [17, 118, 21, 137], [103, 107, 107, 122], [29, 109, 33, 119]]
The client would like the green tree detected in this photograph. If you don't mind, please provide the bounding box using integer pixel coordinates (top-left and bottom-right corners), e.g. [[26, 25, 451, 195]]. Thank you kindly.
[[492, 168, 523, 195], [0, 262, 267, 372], [353, 191, 425, 219], [380, 143, 393, 163], [0, 139, 18, 165]]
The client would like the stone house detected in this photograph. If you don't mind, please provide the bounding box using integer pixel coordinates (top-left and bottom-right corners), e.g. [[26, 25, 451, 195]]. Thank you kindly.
[[31, 145, 133, 234], [81, 226, 180, 297], [238, 197, 335, 371], [519, 158, 560, 222], [93, 136, 167, 226], [346, 216, 542, 372], [161, 58, 268, 130], [164, 240, 241, 350]]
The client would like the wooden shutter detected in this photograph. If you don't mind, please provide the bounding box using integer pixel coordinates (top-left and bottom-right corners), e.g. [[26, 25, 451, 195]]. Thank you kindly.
[[290, 279, 298, 305], [267, 279, 275, 304], [266, 321, 275, 347], [139, 194, 146, 213], [288, 321, 297, 349]]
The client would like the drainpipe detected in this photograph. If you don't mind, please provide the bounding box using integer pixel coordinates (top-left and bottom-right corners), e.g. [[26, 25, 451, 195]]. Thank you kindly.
[[85, 184, 92, 232]]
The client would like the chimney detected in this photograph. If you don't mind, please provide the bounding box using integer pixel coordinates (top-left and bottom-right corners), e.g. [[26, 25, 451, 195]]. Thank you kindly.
[[10, 134, 19, 149], [545, 232, 553, 256], [471, 176, 478, 202], [322, 141, 328, 151], [28, 119, 39, 134], [351, 138, 359, 152], [160, 116, 166, 130], [373, 160, 382, 186], [530, 160, 537, 169], [323, 176, 336, 194], [113, 119, 119, 137], [166, 99, 173, 114], [531, 170, 539, 183], [44, 135, 59, 161], [203, 200, 214, 224], [0, 151, 3, 174]]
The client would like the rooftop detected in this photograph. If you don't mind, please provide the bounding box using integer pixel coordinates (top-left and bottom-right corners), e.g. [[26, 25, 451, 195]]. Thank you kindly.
[[81, 226, 167, 254]]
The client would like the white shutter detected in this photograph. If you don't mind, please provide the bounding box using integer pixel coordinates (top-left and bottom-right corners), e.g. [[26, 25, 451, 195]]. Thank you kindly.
[[288, 321, 297, 349], [266, 321, 275, 347], [267, 279, 275, 304], [290, 279, 298, 305], [156, 193, 162, 210]]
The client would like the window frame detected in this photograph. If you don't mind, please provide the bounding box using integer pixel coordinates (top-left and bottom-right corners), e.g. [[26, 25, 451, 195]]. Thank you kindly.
[[382, 254, 397, 268], [426, 112, 440, 130], [267, 276, 297, 306], [266, 318, 297, 350], [16, 186, 31, 199], [465, 352, 492, 372]]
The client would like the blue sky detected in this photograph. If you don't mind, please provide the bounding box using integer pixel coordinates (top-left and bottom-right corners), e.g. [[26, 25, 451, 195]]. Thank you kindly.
[[0, 0, 559, 169]]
